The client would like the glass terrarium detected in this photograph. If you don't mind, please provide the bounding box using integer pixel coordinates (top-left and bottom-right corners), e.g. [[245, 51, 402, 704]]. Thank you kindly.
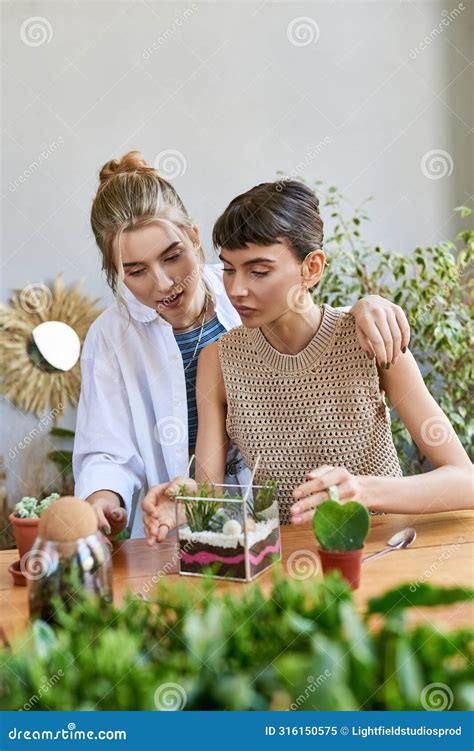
[[175, 459, 281, 581]]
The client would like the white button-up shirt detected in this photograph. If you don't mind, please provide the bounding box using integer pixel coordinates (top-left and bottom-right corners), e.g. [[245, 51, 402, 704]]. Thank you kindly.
[[73, 264, 248, 538]]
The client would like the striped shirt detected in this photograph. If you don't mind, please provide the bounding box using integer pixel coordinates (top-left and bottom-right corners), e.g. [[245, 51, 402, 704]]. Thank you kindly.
[[174, 314, 227, 450]]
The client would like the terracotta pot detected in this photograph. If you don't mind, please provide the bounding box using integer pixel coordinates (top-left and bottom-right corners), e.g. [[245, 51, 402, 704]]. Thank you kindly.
[[9, 513, 40, 560], [8, 560, 27, 587], [317, 547, 363, 590]]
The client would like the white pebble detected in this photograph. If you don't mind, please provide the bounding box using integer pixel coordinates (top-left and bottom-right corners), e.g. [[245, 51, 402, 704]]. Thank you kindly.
[[222, 519, 242, 536]]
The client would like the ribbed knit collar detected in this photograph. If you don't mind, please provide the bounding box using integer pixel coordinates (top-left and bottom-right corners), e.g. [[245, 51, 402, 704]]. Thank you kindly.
[[246, 304, 340, 374]]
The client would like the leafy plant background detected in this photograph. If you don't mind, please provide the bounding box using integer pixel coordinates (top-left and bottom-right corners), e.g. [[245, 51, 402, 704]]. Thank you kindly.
[[287, 176, 473, 475], [47, 426, 75, 496]]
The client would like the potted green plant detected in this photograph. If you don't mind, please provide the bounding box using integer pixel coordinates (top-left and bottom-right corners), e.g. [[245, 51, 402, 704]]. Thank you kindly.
[[9, 493, 59, 560], [312, 491, 370, 589]]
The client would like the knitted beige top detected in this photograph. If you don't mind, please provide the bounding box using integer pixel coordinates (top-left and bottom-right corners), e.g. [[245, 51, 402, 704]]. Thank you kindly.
[[218, 304, 403, 524]]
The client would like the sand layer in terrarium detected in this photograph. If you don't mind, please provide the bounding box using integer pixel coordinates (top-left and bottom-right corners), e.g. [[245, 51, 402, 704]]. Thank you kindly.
[[179, 515, 280, 580]]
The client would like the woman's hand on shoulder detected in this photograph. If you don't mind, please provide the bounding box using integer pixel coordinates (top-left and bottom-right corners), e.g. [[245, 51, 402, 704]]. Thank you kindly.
[[350, 294, 410, 367]]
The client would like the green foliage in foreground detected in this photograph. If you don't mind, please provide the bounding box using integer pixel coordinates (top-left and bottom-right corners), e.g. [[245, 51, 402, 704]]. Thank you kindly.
[[0, 572, 472, 711]]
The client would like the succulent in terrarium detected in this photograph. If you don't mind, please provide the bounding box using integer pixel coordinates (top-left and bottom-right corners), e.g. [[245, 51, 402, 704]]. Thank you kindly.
[[252, 479, 279, 520], [174, 482, 220, 532]]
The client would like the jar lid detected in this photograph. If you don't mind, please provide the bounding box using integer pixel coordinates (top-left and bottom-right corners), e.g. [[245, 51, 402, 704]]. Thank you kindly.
[[38, 496, 98, 541]]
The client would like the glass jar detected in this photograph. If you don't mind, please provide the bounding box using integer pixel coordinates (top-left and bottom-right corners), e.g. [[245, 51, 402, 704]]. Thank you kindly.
[[27, 530, 112, 623]]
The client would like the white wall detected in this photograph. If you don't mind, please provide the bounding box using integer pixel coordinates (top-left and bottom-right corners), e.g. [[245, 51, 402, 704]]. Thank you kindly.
[[1, 0, 472, 503]]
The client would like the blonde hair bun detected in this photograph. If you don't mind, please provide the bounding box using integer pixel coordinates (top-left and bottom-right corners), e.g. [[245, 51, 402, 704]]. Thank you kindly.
[[91, 150, 192, 294], [99, 150, 156, 186]]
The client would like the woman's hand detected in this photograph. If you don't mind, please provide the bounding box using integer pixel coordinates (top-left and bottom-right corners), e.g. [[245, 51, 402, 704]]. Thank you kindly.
[[350, 295, 410, 367], [290, 465, 364, 525], [86, 490, 128, 539], [142, 477, 197, 546]]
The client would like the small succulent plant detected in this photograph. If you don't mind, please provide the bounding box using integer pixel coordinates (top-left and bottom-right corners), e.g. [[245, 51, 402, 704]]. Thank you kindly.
[[312, 500, 370, 552], [13, 493, 60, 520], [253, 479, 279, 519], [174, 483, 220, 532]]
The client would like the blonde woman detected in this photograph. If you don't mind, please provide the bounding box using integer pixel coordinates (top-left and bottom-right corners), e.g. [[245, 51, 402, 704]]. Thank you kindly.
[[143, 180, 472, 544], [74, 152, 412, 539]]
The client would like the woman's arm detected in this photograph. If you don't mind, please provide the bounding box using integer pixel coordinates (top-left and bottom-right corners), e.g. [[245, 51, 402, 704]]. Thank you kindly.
[[291, 350, 472, 520], [142, 342, 228, 545], [73, 326, 146, 535], [194, 341, 229, 484], [364, 350, 473, 513]]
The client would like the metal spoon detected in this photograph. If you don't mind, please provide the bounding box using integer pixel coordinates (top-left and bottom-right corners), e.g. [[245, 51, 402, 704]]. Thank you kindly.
[[363, 527, 416, 563]]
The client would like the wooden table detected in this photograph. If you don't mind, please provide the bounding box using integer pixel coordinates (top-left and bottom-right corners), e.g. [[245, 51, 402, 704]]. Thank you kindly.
[[1, 510, 472, 642]]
